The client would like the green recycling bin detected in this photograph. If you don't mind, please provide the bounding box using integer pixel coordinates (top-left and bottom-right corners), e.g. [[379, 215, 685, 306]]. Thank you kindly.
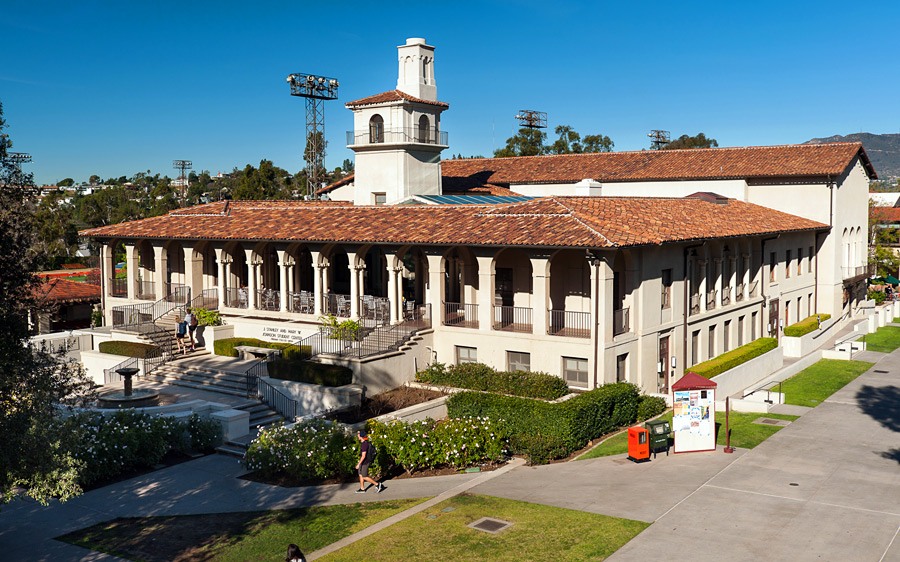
[[645, 419, 671, 457]]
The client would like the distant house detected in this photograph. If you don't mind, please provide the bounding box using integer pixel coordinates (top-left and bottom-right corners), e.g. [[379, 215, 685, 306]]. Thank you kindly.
[[30, 278, 101, 334]]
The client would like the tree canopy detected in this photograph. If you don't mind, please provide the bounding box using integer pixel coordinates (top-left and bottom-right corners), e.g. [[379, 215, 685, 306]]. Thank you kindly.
[[661, 133, 719, 150], [495, 125, 614, 158]]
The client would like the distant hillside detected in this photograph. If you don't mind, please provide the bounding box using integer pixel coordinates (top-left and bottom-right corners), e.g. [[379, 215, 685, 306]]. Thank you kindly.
[[804, 132, 900, 179]]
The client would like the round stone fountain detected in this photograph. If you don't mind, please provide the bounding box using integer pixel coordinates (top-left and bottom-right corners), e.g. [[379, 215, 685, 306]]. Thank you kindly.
[[98, 367, 160, 408]]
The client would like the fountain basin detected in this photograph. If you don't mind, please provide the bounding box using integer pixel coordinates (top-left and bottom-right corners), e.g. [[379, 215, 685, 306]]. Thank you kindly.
[[98, 388, 161, 409]]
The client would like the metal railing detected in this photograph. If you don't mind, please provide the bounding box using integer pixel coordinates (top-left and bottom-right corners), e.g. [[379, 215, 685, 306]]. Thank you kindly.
[[258, 378, 298, 421], [256, 289, 280, 311], [243, 354, 275, 398], [613, 307, 630, 336], [346, 127, 448, 146], [323, 293, 351, 318], [442, 302, 478, 328], [104, 356, 140, 385], [493, 305, 532, 332], [360, 295, 391, 325], [224, 287, 249, 309], [191, 288, 218, 311], [109, 277, 128, 298], [735, 283, 745, 302], [111, 287, 190, 331], [842, 265, 871, 280], [288, 290, 315, 314], [548, 309, 590, 338], [403, 303, 431, 330], [136, 279, 156, 300], [690, 294, 701, 315]]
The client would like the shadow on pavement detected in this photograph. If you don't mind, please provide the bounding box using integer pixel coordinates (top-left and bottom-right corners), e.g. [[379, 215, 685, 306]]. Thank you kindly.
[[880, 448, 900, 465], [855, 384, 900, 432]]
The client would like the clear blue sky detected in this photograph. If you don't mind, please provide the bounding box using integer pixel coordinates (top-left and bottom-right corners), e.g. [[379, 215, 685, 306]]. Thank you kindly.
[[4, 0, 899, 186]]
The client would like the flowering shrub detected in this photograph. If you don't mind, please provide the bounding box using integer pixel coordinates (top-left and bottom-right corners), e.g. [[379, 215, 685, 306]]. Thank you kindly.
[[244, 419, 357, 481], [368, 416, 509, 475], [60, 410, 223, 487], [416, 362, 569, 400]]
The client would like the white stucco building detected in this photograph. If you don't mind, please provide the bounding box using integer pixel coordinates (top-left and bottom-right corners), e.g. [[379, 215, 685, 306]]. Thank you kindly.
[[82, 37, 876, 396]]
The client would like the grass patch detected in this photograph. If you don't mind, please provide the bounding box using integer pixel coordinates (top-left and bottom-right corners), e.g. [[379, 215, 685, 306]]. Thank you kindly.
[[576, 410, 800, 460], [319, 494, 648, 561], [57, 499, 425, 562], [860, 326, 900, 352], [768, 359, 873, 407]]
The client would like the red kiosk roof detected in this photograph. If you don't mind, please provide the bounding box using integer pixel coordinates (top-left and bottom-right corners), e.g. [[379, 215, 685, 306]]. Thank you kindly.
[[671, 372, 718, 391]]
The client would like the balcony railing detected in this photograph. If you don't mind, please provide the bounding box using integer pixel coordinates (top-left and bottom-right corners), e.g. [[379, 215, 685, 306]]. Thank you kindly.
[[442, 302, 478, 328], [360, 295, 391, 325], [323, 293, 351, 318], [721, 287, 731, 306], [735, 283, 745, 302], [136, 279, 155, 301], [613, 307, 630, 336], [224, 287, 248, 309], [842, 265, 872, 281], [690, 294, 701, 315], [257, 289, 280, 311], [288, 290, 314, 314], [548, 309, 590, 339], [109, 277, 127, 298], [346, 127, 448, 146], [403, 302, 431, 330], [706, 289, 717, 310], [492, 305, 532, 333]]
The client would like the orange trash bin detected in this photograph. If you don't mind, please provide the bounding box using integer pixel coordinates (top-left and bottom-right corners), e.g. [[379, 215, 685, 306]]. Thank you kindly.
[[627, 426, 650, 463]]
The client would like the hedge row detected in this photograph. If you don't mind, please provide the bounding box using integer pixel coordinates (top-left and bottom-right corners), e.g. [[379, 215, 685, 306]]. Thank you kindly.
[[267, 359, 353, 387], [446, 382, 642, 463], [415, 362, 570, 400], [98, 341, 161, 359], [783, 314, 831, 337], [687, 337, 778, 379], [213, 337, 311, 361]]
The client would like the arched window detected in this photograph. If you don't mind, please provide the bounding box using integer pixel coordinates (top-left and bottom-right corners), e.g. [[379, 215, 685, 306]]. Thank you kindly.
[[369, 114, 384, 143], [418, 115, 430, 143]]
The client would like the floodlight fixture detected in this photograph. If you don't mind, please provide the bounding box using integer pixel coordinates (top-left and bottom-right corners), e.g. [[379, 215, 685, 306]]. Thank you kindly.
[[515, 110, 547, 129]]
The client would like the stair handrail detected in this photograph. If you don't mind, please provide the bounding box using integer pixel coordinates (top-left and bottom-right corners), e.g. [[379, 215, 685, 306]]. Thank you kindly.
[[103, 356, 141, 385], [111, 286, 191, 332], [242, 351, 281, 398], [258, 378, 298, 421]]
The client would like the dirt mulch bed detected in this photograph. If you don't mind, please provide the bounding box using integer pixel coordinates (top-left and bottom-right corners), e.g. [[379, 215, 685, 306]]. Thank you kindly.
[[326, 385, 446, 424]]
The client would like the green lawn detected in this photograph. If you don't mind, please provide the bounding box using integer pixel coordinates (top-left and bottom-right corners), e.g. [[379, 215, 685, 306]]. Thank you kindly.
[[768, 359, 873, 407], [860, 326, 900, 352], [319, 494, 648, 561], [58, 498, 426, 561], [577, 410, 799, 460]]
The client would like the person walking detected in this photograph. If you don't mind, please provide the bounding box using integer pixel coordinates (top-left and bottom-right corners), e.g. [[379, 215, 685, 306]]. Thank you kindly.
[[184, 307, 198, 350], [174, 315, 188, 354], [355, 429, 383, 494]]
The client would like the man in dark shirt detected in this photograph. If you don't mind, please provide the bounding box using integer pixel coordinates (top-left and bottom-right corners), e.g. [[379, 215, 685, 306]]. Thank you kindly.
[[355, 429, 384, 494]]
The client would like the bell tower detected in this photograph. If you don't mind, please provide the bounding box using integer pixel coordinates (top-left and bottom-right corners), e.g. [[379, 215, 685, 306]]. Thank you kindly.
[[345, 38, 449, 205]]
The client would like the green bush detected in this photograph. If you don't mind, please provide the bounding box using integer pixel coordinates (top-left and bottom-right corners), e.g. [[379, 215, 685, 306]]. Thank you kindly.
[[687, 337, 778, 379], [868, 288, 887, 304], [416, 361, 569, 400], [368, 416, 509, 475], [267, 359, 353, 386], [784, 314, 831, 337], [61, 410, 220, 487], [98, 341, 161, 359], [321, 315, 361, 340], [637, 395, 668, 421], [446, 382, 642, 464], [244, 419, 358, 481], [191, 306, 223, 327]]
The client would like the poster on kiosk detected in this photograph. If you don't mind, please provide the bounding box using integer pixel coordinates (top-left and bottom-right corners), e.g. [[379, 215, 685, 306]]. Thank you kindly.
[[671, 372, 717, 453]]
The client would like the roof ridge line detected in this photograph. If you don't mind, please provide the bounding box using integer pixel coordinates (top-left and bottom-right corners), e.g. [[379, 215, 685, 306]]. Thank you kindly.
[[550, 197, 615, 247]]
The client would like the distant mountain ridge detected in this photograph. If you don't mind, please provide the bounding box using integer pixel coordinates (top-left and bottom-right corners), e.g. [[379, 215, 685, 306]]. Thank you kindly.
[[804, 132, 900, 179]]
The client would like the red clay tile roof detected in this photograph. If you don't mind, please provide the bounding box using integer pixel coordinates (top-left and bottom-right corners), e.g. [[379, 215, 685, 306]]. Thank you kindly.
[[439, 142, 875, 185], [318, 174, 517, 197], [34, 278, 101, 304], [871, 206, 900, 222], [345, 90, 449, 109], [81, 196, 827, 249]]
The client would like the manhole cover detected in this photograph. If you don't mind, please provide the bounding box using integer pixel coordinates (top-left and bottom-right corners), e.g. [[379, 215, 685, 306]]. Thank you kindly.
[[469, 517, 513, 534], [441, 507, 456, 513], [753, 417, 790, 427]]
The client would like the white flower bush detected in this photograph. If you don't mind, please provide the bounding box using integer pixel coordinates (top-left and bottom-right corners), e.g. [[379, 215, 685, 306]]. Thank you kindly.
[[244, 419, 357, 480]]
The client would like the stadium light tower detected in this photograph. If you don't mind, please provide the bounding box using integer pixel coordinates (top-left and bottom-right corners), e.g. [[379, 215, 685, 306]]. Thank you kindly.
[[515, 110, 547, 130], [648, 130, 671, 150], [173, 159, 192, 201], [1, 152, 34, 192], [286, 73, 339, 199]]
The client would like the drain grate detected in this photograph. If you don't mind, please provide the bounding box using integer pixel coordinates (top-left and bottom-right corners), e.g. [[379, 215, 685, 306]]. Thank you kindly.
[[760, 418, 780, 424], [469, 517, 513, 534], [753, 417, 791, 427]]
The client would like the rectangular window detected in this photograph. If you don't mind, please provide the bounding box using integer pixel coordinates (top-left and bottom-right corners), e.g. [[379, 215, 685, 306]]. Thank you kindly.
[[769, 252, 777, 282], [808, 246, 814, 273], [785, 250, 792, 279], [797, 248, 803, 276], [563, 357, 589, 388], [752, 312, 758, 340], [373, 192, 386, 205], [738, 316, 745, 346], [724, 320, 731, 352], [691, 330, 700, 365], [455, 346, 477, 365], [661, 268, 672, 309], [507, 351, 531, 372], [708, 325, 716, 359], [808, 293, 813, 317], [616, 353, 627, 382]]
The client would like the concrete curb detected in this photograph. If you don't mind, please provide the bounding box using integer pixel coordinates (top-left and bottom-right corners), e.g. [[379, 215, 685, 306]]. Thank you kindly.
[[307, 457, 526, 560]]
